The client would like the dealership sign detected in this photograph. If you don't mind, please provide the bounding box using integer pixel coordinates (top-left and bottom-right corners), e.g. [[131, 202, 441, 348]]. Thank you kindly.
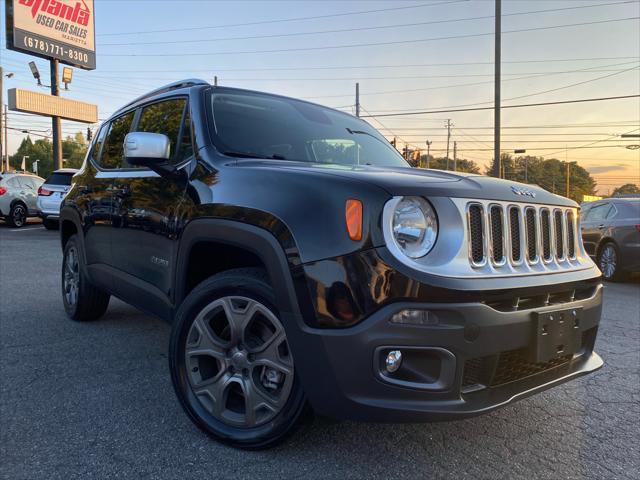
[[5, 0, 96, 70]]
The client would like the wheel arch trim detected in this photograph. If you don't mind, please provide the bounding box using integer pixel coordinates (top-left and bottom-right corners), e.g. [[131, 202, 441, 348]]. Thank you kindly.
[[174, 219, 304, 323]]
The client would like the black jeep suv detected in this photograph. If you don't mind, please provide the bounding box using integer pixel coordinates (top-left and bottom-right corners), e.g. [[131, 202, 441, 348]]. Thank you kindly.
[[60, 80, 603, 449]]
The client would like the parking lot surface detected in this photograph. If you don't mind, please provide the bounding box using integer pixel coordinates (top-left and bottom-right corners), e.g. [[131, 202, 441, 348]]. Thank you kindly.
[[1, 225, 639, 479]]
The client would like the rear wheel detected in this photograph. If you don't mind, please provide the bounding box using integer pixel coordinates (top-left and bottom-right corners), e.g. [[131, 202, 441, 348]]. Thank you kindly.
[[169, 268, 309, 449], [7, 203, 27, 228], [598, 242, 628, 282], [62, 235, 110, 321], [43, 218, 59, 230]]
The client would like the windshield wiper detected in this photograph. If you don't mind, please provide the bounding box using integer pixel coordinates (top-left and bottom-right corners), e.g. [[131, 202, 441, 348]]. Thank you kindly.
[[223, 150, 287, 160]]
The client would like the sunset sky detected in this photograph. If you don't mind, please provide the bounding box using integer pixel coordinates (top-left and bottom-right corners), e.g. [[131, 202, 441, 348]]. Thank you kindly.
[[1, 0, 639, 194]]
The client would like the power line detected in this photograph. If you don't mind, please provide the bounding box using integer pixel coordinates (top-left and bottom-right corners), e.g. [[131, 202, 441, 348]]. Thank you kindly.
[[97, 1, 636, 47], [360, 94, 640, 118], [303, 61, 639, 99], [98, 17, 640, 57], [97, 0, 466, 37]]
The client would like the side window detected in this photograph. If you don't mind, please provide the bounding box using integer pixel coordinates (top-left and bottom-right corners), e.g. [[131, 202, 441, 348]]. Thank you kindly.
[[7, 177, 21, 189], [585, 203, 611, 222], [89, 123, 108, 161], [135, 98, 189, 165], [98, 111, 135, 169]]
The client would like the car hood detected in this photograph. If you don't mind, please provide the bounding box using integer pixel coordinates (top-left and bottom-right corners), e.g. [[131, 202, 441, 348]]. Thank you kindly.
[[232, 160, 577, 207]]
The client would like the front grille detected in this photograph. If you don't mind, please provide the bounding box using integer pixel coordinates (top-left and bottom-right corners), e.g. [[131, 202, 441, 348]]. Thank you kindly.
[[540, 209, 552, 261], [509, 207, 522, 262], [467, 201, 580, 271], [554, 210, 565, 259], [525, 207, 537, 262], [468, 204, 485, 265], [566, 211, 576, 259], [489, 205, 504, 263]]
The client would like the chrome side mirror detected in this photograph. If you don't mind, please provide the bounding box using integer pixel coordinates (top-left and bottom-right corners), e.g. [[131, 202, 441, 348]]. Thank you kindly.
[[124, 132, 171, 167]]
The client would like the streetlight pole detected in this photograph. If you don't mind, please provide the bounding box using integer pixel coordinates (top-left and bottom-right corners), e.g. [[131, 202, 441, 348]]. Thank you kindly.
[[492, 0, 502, 178], [50, 60, 62, 170], [425, 140, 432, 168]]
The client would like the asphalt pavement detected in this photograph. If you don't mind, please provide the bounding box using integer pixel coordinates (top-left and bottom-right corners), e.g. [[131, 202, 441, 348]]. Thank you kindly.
[[1, 224, 638, 479]]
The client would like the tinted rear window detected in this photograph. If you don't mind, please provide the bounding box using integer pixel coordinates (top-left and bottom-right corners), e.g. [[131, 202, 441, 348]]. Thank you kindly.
[[45, 173, 74, 186]]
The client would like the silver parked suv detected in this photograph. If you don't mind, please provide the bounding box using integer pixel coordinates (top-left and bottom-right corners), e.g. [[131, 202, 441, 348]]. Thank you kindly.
[[0, 172, 45, 228], [37, 168, 79, 230]]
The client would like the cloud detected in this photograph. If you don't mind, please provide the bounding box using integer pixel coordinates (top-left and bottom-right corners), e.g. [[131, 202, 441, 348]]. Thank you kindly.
[[587, 164, 629, 174]]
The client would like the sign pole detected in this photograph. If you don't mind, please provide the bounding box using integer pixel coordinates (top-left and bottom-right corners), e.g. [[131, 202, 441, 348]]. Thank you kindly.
[[50, 59, 62, 170]]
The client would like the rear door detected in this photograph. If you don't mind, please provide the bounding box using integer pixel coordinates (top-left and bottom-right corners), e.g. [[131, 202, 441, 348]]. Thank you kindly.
[[108, 97, 194, 318], [14, 176, 37, 213]]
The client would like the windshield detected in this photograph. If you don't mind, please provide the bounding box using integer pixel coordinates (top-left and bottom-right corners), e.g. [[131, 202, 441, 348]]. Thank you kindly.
[[208, 90, 408, 168]]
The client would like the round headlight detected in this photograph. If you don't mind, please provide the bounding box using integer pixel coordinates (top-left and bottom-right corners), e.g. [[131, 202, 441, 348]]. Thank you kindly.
[[391, 196, 438, 258]]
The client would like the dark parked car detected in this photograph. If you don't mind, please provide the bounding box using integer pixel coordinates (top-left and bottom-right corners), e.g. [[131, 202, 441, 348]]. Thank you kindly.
[[60, 80, 604, 449], [580, 197, 640, 281]]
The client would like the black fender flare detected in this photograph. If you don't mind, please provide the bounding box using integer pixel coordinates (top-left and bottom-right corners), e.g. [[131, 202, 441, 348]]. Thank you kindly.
[[174, 219, 304, 322], [59, 205, 88, 267]]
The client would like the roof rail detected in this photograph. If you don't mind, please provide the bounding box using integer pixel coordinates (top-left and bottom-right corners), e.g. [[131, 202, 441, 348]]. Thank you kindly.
[[113, 79, 210, 116]]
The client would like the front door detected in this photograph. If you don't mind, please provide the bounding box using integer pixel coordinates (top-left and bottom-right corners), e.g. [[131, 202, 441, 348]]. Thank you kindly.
[[581, 202, 612, 257], [79, 112, 135, 270], [109, 97, 194, 316]]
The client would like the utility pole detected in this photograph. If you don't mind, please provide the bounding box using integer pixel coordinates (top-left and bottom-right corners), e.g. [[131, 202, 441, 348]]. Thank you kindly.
[[3, 105, 7, 172], [453, 141, 457, 171], [445, 119, 452, 170], [492, 0, 502, 178], [566, 162, 571, 198], [0, 66, 4, 171], [355, 83, 360, 118], [425, 140, 432, 168], [50, 60, 62, 170]]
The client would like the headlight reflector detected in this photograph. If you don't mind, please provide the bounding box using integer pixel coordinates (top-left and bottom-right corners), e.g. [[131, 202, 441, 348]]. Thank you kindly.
[[391, 196, 438, 258]]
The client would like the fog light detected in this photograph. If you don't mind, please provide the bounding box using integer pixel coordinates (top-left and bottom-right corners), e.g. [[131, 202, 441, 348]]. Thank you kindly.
[[386, 350, 402, 373], [391, 309, 436, 326]]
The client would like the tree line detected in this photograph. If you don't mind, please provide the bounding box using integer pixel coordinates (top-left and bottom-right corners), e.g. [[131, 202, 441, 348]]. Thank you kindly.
[[8, 133, 89, 179]]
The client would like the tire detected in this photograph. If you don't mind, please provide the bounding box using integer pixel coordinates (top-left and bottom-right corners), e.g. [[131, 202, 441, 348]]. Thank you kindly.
[[62, 235, 110, 321], [169, 268, 310, 449], [597, 242, 629, 282], [7, 203, 27, 228], [43, 218, 59, 230]]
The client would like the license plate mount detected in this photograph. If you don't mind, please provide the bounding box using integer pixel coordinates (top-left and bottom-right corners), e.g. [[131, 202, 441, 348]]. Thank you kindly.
[[530, 307, 582, 363]]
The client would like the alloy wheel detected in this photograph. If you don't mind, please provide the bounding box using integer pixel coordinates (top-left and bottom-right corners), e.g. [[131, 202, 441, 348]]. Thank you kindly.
[[63, 246, 80, 306], [12, 205, 26, 227], [599, 245, 617, 279], [185, 296, 294, 428]]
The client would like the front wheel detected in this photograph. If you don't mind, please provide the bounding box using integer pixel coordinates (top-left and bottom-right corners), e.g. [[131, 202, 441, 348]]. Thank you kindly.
[[169, 268, 309, 449]]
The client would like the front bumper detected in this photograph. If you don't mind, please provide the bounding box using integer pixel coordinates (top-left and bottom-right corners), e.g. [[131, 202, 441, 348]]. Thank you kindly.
[[288, 281, 603, 423]]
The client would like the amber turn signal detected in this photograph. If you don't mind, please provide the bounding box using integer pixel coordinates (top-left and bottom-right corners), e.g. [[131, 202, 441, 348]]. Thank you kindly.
[[345, 199, 363, 241]]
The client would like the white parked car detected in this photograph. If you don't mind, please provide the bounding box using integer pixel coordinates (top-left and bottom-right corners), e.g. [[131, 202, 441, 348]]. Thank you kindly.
[[37, 168, 79, 230], [0, 172, 45, 228]]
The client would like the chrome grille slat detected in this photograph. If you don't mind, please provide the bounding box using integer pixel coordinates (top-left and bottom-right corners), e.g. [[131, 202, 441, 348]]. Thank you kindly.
[[467, 201, 581, 272], [566, 210, 576, 259], [540, 208, 552, 262], [508, 206, 522, 263], [489, 205, 506, 265]]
